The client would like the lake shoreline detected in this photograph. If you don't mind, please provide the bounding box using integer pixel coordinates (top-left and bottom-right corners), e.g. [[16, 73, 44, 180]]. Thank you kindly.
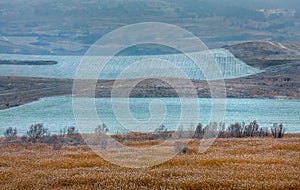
[[1, 70, 299, 110]]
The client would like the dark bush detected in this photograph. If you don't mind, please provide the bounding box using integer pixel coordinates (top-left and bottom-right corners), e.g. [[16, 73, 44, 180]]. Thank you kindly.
[[243, 120, 259, 137], [21, 135, 28, 143], [228, 122, 243, 138], [4, 127, 17, 141], [193, 123, 203, 139], [154, 124, 169, 139], [271, 123, 285, 138], [227, 121, 270, 138], [67, 126, 76, 138], [27, 123, 48, 143]]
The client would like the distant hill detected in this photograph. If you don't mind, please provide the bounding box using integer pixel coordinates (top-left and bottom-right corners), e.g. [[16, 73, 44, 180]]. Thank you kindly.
[[0, 0, 299, 55], [224, 41, 300, 69]]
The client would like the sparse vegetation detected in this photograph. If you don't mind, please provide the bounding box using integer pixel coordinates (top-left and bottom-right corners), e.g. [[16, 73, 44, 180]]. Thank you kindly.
[[3, 127, 17, 141], [95, 124, 108, 135], [227, 120, 269, 138], [26, 123, 48, 143], [0, 135, 299, 189], [3, 121, 288, 147], [193, 123, 203, 139], [271, 123, 285, 138], [154, 124, 169, 139], [67, 126, 76, 138], [203, 121, 224, 138], [0, 122, 298, 189], [95, 124, 109, 149]]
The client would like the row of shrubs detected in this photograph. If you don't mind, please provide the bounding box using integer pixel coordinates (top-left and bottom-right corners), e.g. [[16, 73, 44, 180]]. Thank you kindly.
[[2, 123, 109, 150], [155, 121, 285, 139], [2, 121, 286, 149]]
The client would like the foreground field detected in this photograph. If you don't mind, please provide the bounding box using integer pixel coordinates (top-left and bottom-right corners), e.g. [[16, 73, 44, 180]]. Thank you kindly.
[[0, 135, 299, 189]]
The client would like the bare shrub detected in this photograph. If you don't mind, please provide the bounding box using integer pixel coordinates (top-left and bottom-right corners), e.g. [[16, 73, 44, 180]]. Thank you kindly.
[[4, 127, 17, 141], [21, 135, 28, 143], [50, 135, 63, 150], [258, 127, 269, 137], [59, 128, 67, 137], [271, 123, 285, 138], [243, 120, 259, 137], [27, 123, 48, 143], [154, 124, 169, 139], [67, 126, 76, 138], [203, 122, 220, 138], [193, 123, 203, 139], [95, 124, 109, 149], [228, 122, 243, 138], [227, 121, 270, 138]]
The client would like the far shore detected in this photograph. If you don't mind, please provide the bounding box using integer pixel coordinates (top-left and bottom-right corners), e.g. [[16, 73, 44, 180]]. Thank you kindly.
[[0, 60, 57, 65], [1, 71, 300, 110]]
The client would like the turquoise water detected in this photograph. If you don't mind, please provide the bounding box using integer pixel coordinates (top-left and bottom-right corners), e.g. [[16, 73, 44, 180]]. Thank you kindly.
[[0, 52, 298, 135], [0, 49, 262, 80], [0, 97, 299, 136]]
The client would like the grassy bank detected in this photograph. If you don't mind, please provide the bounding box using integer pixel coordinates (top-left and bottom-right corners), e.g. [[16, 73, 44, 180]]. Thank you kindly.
[[0, 134, 299, 189]]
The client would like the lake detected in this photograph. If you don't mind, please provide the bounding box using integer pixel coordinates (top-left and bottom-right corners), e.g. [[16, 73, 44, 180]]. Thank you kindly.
[[0, 52, 299, 135], [0, 97, 299, 136], [0, 49, 262, 80]]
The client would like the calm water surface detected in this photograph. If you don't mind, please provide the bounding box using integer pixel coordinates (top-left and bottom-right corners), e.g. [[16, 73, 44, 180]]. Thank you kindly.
[[0, 97, 299, 135]]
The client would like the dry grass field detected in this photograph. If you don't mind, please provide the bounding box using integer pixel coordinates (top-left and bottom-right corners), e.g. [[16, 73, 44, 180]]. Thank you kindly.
[[0, 135, 299, 189]]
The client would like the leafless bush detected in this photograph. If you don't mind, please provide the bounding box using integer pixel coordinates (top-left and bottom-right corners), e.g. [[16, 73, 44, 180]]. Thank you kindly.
[[95, 124, 109, 149], [227, 121, 270, 138], [50, 135, 63, 150], [154, 124, 169, 139], [4, 127, 17, 141], [257, 127, 269, 137], [27, 123, 48, 143], [67, 126, 76, 138], [243, 121, 259, 137], [228, 122, 243, 138], [193, 123, 203, 139], [271, 123, 285, 138], [203, 122, 221, 138]]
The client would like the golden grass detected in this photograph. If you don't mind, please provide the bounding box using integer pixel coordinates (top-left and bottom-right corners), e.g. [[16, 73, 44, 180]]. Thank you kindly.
[[0, 135, 299, 189]]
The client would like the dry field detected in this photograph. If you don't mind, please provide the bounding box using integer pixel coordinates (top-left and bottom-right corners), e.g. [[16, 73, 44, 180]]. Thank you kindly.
[[0, 135, 299, 189]]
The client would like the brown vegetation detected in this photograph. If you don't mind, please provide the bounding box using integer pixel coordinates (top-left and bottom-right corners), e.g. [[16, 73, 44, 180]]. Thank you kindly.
[[0, 134, 299, 189]]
